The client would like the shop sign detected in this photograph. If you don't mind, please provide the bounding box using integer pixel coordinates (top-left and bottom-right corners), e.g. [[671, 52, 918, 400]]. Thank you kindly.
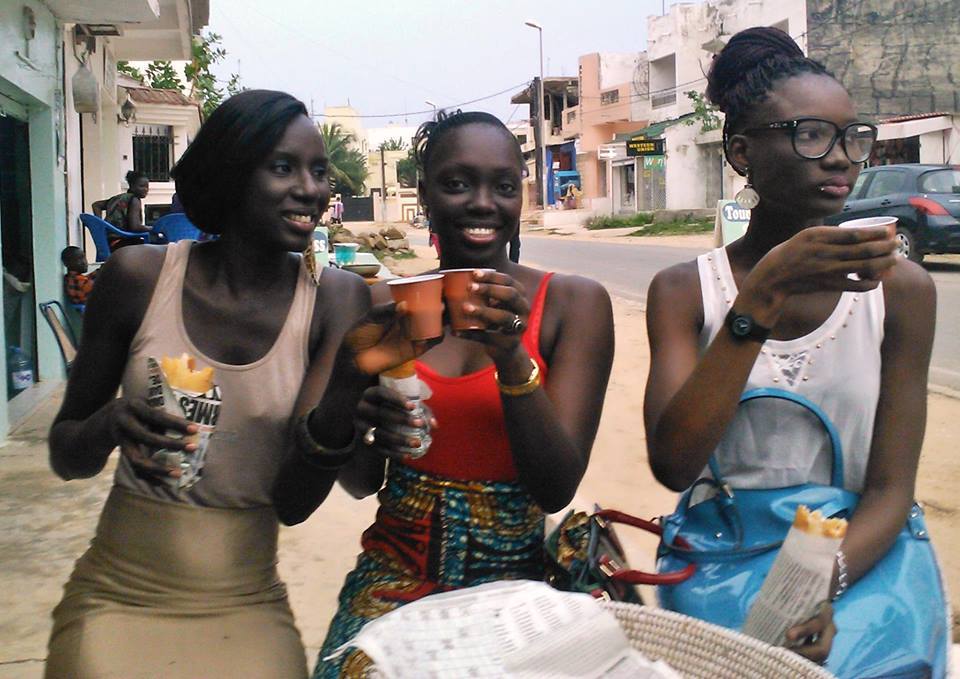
[[626, 137, 665, 156]]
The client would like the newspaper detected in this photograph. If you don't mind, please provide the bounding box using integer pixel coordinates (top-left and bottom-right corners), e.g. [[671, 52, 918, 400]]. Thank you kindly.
[[742, 523, 842, 646], [328, 580, 680, 679]]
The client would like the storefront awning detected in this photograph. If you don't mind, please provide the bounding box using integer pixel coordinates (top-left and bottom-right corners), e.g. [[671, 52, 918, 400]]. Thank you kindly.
[[876, 113, 954, 141], [612, 112, 696, 142]]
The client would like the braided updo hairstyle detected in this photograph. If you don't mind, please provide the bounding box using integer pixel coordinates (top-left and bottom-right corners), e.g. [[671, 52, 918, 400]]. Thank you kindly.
[[413, 109, 525, 178], [706, 26, 833, 173]]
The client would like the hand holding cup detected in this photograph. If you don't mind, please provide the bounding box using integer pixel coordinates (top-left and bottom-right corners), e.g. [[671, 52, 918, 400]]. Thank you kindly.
[[455, 269, 531, 359]]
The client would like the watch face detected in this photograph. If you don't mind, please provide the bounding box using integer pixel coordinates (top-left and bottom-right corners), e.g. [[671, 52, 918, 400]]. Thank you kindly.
[[732, 315, 752, 336]]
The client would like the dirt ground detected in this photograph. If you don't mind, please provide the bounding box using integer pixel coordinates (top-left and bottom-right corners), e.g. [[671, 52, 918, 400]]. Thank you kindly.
[[0, 236, 955, 677]]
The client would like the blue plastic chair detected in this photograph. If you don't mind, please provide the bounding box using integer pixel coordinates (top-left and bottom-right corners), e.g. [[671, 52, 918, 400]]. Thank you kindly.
[[151, 212, 202, 243], [79, 213, 149, 262]]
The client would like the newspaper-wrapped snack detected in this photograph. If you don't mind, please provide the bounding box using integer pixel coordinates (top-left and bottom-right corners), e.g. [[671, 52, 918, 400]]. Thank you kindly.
[[742, 505, 847, 646], [379, 360, 432, 459], [145, 354, 221, 490]]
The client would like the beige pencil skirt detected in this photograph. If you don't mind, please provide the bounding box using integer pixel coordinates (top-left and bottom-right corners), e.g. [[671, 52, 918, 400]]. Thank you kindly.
[[45, 486, 308, 679]]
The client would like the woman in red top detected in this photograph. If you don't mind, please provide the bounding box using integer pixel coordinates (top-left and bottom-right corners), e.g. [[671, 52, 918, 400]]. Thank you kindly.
[[279, 110, 615, 678]]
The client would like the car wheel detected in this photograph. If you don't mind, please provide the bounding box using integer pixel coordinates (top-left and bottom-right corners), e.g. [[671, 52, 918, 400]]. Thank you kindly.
[[895, 227, 923, 263]]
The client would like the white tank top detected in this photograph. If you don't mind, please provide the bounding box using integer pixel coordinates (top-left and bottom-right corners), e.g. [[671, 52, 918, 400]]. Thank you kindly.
[[697, 247, 885, 492]]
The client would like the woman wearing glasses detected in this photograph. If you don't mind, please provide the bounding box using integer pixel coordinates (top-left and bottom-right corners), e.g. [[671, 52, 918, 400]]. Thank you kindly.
[[644, 27, 938, 672]]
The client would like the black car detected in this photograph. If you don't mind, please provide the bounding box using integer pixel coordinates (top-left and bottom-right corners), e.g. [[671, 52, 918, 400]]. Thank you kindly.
[[825, 164, 960, 262]]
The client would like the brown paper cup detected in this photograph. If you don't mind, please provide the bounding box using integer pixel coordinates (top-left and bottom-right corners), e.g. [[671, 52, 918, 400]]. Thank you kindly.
[[440, 268, 494, 332], [387, 274, 444, 340]]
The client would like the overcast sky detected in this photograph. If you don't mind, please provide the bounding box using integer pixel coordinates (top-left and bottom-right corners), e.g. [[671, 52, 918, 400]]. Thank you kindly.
[[208, 0, 686, 129]]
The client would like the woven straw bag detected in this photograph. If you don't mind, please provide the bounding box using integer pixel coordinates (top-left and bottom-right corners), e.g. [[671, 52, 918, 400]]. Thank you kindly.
[[600, 602, 835, 678]]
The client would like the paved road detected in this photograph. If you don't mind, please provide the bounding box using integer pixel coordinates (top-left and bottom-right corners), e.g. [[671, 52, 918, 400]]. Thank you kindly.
[[408, 231, 960, 390]]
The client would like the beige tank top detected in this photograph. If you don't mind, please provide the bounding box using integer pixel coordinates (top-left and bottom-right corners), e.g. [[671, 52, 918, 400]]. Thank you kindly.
[[115, 241, 316, 508]]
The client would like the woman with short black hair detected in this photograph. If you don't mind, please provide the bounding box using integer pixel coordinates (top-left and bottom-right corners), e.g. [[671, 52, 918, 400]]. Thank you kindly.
[[45, 89, 412, 678]]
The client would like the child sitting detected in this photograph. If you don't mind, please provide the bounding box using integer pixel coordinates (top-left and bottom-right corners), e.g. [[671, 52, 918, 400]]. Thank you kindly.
[[61, 246, 97, 306]]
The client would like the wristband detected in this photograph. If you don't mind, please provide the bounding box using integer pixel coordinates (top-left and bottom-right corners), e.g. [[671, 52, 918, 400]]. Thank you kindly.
[[494, 358, 541, 397], [294, 410, 355, 470], [832, 549, 849, 601]]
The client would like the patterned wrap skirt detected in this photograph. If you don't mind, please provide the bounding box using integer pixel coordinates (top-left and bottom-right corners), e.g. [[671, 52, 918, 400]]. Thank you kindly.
[[314, 462, 545, 678]]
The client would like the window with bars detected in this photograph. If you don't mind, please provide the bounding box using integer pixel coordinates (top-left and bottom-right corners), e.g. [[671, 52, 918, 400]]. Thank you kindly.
[[132, 124, 173, 182], [601, 89, 620, 105]]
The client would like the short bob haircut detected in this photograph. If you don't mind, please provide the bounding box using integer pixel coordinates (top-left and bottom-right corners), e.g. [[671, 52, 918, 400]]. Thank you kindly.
[[171, 90, 309, 235]]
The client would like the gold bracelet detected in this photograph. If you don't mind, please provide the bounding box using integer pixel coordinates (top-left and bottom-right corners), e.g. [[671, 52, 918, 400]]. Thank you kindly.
[[494, 358, 541, 397]]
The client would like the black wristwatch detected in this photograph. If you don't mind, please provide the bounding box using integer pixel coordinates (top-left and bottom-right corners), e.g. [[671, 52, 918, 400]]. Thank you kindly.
[[725, 308, 771, 343]]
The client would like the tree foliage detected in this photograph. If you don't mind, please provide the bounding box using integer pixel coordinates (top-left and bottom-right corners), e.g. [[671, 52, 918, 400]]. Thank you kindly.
[[319, 123, 368, 196], [116, 31, 242, 118], [378, 137, 408, 151], [145, 61, 183, 91], [397, 151, 418, 188], [684, 90, 721, 133]]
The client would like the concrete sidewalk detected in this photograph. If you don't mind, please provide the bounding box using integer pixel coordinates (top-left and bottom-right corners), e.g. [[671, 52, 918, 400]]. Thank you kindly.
[[1, 262, 956, 676]]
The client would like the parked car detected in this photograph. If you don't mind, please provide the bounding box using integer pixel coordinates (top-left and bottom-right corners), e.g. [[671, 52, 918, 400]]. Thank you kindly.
[[825, 164, 960, 262]]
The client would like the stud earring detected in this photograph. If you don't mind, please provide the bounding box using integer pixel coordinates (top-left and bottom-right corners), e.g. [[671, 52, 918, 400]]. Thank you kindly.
[[735, 168, 760, 209]]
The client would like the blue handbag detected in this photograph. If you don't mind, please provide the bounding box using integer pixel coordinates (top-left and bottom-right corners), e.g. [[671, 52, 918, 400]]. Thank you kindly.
[[656, 388, 950, 679]]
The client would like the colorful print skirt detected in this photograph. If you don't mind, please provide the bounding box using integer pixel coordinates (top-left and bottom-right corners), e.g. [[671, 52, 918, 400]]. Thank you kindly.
[[314, 462, 545, 678]]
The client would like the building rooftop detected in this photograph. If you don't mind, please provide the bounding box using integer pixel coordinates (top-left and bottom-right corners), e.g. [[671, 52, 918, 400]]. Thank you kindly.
[[878, 112, 953, 124], [511, 77, 579, 105], [126, 86, 198, 107]]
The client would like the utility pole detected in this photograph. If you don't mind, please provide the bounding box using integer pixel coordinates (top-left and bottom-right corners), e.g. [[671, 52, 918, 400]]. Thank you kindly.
[[525, 21, 547, 210], [379, 146, 387, 223]]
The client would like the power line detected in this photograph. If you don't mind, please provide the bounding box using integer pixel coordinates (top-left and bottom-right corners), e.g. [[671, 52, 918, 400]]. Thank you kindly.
[[310, 81, 530, 119], [228, 0, 455, 103]]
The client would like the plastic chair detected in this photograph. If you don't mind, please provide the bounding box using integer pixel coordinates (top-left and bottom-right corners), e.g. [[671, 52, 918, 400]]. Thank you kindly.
[[38, 301, 78, 375], [79, 213, 149, 262], [151, 212, 202, 243]]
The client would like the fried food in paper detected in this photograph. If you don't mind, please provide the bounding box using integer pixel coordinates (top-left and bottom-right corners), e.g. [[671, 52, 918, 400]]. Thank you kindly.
[[146, 355, 221, 490], [794, 505, 848, 539]]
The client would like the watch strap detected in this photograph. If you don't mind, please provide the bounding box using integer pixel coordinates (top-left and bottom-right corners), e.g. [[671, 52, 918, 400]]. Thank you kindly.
[[725, 308, 771, 343]]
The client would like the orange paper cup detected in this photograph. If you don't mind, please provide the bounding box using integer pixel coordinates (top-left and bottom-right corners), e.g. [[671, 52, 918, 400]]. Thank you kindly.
[[387, 274, 444, 341], [440, 268, 494, 332]]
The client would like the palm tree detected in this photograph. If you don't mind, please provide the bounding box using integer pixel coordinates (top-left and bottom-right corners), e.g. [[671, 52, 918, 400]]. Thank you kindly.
[[378, 137, 408, 152], [319, 123, 368, 197]]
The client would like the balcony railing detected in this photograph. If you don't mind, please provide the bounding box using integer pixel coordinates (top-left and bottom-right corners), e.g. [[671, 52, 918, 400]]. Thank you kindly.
[[652, 91, 677, 109]]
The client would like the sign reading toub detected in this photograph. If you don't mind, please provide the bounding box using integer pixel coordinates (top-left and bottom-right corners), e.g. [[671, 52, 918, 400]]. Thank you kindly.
[[626, 137, 665, 156]]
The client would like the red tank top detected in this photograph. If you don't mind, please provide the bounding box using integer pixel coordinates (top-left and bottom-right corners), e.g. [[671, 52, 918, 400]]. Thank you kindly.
[[408, 273, 554, 482]]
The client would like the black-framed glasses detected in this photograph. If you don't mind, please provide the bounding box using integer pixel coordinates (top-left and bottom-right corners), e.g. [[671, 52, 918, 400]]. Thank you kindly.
[[744, 117, 878, 163]]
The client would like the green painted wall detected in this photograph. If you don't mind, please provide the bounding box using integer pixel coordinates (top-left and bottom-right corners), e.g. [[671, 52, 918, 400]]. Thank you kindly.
[[0, 0, 68, 434]]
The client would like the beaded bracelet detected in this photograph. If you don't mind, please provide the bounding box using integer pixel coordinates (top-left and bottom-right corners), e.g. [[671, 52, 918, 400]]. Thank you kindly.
[[832, 549, 849, 601], [294, 410, 356, 471], [494, 358, 541, 397]]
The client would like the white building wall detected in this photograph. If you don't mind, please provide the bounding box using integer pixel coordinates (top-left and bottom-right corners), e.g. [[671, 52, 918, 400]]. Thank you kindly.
[[645, 0, 806, 125], [598, 53, 641, 90], [645, 0, 806, 208]]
